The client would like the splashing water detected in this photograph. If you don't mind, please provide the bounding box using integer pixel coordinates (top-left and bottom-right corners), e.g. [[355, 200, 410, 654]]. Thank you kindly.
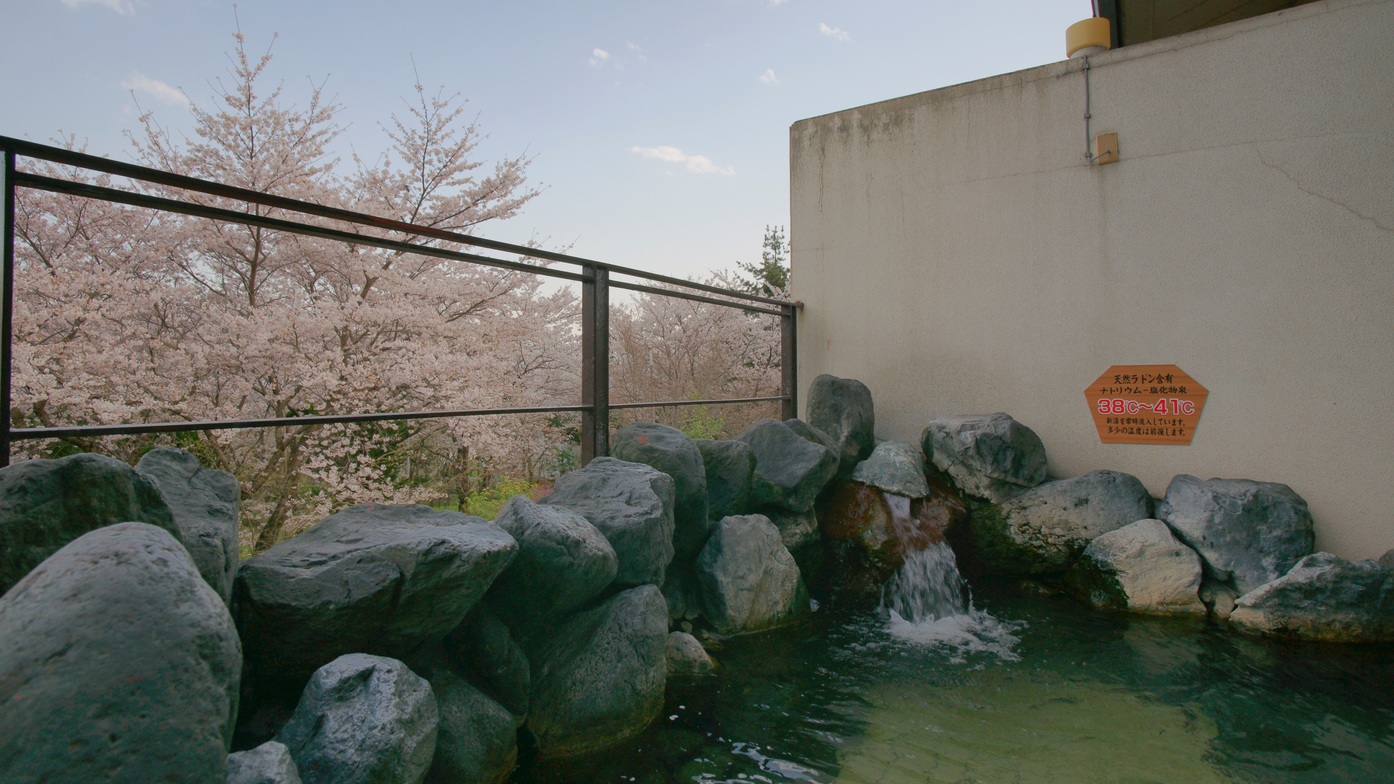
[[879, 493, 1022, 659]]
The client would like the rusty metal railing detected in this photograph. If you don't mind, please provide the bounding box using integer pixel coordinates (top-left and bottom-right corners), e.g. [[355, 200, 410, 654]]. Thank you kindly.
[[0, 135, 799, 466]]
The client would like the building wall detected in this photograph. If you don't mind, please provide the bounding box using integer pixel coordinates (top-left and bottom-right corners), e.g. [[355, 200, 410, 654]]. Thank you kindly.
[[790, 0, 1394, 559]]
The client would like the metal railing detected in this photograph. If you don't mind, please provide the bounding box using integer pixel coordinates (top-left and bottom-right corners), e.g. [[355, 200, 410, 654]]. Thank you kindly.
[[0, 135, 799, 467]]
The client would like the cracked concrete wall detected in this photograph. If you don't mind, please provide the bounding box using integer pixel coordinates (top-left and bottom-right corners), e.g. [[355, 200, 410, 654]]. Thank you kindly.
[[791, 0, 1393, 559]]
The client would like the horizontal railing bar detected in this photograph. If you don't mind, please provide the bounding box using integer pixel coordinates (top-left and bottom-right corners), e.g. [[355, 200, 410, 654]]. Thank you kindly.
[[609, 278, 789, 316], [12, 404, 589, 440], [16, 173, 589, 284], [0, 135, 792, 308], [609, 396, 786, 411]]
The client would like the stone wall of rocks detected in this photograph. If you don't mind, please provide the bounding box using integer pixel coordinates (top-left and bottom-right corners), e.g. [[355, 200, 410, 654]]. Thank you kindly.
[[1, 372, 1389, 783]]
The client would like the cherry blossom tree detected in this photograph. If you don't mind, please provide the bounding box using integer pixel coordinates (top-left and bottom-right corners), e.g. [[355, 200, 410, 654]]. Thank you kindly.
[[13, 31, 576, 548]]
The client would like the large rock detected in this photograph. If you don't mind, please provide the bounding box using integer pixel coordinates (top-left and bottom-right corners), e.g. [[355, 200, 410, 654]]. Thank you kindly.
[[0, 523, 241, 783], [541, 457, 675, 586], [234, 504, 516, 680], [490, 496, 617, 621], [851, 441, 930, 499], [666, 631, 715, 679], [413, 659, 517, 784], [136, 446, 241, 604], [805, 374, 876, 476], [612, 422, 710, 559], [227, 741, 302, 784], [443, 604, 530, 725], [818, 482, 963, 595], [696, 438, 756, 520], [921, 413, 1048, 503], [697, 514, 809, 635], [1380, 549, 1394, 570], [275, 654, 438, 784], [1230, 553, 1394, 642], [1064, 519, 1206, 615], [766, 508, 820, 552], [737, 419, 838, 513], [967, 470, 1152, 577], [1157, 475, 1315, 595], [527, 585, 668, 758], [0, 452, 177, 595]]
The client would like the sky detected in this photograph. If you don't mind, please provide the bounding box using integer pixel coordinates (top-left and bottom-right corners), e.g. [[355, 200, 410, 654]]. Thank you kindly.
[[4, 0, 1091, 282]]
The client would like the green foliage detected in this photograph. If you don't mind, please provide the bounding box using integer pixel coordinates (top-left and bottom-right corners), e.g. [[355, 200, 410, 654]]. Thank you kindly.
[[680, 405, 727, 440], [461, 478, 538, 520], [735, 225, 790, 298]]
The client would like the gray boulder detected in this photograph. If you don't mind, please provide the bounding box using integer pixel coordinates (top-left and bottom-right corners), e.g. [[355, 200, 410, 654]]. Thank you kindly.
[[968, 470, 1152, 576], [805, 374, 876, 476], [1064, 519, 1206, 615], [766, 508, 820, 552], [490, 496, 617, 620], [1381, 549, 1394, 570], [612, 422, 711, 559], [414, 661, 517, 784], [921, 413, 1048, 503], [696, 438, 755, 520], [443, 604, 530, 725], [527, 585, 668, 758], [234, 504, 516, 680], [0, 452, 177, 596], [784, 417, 838, 453], [0, 523, 240, 783], [541, 457, 675, 586], [737, 419, 838, 513], [666, 631, 715, 679], [227, 741, 302, 784], [136, 446, 241, 604], [1157, 475, 1315, 595], [697, 514, 809, 635], [275, 654, 438, 784], [851, 441, 930, 499], [1230, 553, 1394, 642]]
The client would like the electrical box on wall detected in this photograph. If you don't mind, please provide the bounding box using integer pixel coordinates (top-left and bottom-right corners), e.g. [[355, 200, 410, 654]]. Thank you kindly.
[[1094, 132, 1119, 164]]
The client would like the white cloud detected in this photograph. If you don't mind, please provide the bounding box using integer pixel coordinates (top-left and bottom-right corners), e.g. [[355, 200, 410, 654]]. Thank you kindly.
[[589, 48, 611, 67], [626, 42, 648, 62], [768, 0, 790, 5], [759, 68, 781, 86], [629, 146, 735, 176], [119, 73, 188, 107], [819, 22, 851, 42], [60, 0, 135, 14]]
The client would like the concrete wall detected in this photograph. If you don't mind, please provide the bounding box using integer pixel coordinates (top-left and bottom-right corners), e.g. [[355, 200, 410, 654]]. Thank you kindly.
[[790, 0, 1394, 559]]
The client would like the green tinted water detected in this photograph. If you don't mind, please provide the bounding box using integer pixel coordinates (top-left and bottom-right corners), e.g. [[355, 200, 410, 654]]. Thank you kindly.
[[515, 585, 1394, 783]]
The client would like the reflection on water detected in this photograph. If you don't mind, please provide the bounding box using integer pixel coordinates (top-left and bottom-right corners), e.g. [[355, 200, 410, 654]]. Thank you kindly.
[[514, 585, 1394, 784]]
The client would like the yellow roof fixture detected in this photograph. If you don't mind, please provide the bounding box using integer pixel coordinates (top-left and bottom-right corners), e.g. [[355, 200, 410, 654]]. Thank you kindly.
[[1067, 17, 1111, 59]]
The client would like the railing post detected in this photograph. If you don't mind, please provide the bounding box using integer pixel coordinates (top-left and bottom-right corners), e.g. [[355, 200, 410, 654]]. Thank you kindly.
[[1, 148, 15, 467], [780, 303, 797, 421], [580, 265, 610, 464]]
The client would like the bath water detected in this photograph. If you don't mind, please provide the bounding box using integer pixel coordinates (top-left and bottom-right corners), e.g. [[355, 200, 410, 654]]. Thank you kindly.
[[514, 552, 1394, 783]]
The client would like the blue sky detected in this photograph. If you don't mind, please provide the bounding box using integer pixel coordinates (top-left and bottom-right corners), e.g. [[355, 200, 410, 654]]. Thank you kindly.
[[5, 0, 1090, 281]]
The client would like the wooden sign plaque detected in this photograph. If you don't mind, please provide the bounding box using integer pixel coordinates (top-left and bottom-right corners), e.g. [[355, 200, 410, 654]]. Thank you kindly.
[[1085, 364, 1208, 445]]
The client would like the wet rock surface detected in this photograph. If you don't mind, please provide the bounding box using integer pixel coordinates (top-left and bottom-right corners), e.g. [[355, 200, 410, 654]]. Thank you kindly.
[[805, 373, 876, 476], [1230, 553, 1394, 642], [1065, 519, 1206, 615], [541, 457, 675, 586], [0, 523, 241, 784], [850, 440, 930, 499], [275, 654, 438, 784], [136, 446, 241, 604], [234, 504, 516, 680], [967, 470, 1152, 577], [921, 413, 1048, 503], [1158, 475, 1315, 595], [0, 452, 177, 596], [697, 514, 809, 635]]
